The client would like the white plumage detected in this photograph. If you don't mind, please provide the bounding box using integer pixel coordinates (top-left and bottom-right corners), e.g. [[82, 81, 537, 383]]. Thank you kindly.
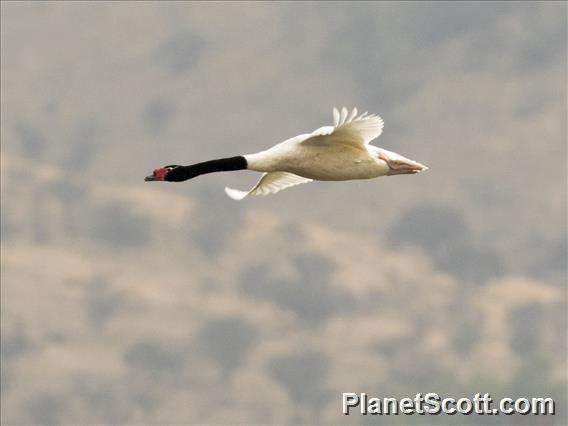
[[224, 172, 312, 201], [224, 107, 426, 200]]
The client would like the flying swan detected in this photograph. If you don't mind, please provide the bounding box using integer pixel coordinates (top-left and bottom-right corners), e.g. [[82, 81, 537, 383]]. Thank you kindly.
[[145, 107, 428, 200]]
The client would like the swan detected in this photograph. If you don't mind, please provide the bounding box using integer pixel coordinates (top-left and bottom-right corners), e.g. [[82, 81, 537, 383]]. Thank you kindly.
[[145, 107, 428, 200]]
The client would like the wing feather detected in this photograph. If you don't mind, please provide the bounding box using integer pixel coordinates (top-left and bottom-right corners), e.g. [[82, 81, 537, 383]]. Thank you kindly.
[[346, 113, 384, 144], [340, 106, 348, 125], [333, 108, 340, 127], [347, 107, 358, 123], [305, 107, 384, 148], [225, 172, 312, 200]]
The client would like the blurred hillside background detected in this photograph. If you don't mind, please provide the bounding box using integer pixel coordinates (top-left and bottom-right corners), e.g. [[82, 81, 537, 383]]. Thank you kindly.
[[1, 1, 566, 425]]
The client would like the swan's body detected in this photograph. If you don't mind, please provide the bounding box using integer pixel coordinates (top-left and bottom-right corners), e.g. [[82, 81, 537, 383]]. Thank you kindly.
[[246, 137, 389, 180], [145, 107, 428, 200]]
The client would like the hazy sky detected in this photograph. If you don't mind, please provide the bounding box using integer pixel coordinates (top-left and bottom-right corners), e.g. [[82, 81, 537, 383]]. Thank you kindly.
[[1, 1, 566, 424]]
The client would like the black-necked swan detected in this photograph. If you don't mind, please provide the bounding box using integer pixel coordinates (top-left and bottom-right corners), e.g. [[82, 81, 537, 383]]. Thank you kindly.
[[145, 107, 428, 200]]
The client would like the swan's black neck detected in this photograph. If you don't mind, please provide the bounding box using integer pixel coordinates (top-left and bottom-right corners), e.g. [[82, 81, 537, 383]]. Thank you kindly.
[[165, 156, 248, 182]]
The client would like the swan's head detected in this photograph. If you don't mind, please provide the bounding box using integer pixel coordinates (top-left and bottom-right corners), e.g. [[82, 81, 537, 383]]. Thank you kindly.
[[144, 165, 181, 182]]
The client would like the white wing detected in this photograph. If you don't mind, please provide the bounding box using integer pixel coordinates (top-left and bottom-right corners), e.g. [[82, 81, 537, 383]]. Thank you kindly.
[[225, 172, 312, 200], [305, 107, 384, 148]]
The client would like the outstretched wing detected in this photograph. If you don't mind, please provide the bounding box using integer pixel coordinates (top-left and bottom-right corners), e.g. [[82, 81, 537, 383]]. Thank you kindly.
[[303, 107, 384, 148], [225, 172, 312, 200]]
